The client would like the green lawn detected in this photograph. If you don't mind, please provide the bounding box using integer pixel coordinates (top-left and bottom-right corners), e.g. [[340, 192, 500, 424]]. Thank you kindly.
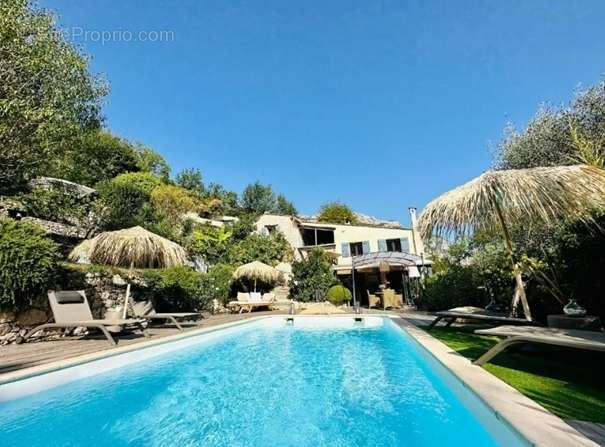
[[426, 326, 605, 422]]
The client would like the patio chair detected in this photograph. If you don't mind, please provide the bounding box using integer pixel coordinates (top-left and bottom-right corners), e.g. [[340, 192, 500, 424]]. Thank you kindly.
[[473, 325, 605, 366], [17, 290, 149, 346], [367, 290, 380, 309], [262, 292, 276, 303], [382, 289, 403, 310], [131, 300, 202, 332], [227, 292, 251, 313]]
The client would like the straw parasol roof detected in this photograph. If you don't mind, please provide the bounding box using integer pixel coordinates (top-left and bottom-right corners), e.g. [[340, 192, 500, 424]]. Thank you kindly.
[[418, 164, 605, 320], [69, 226, 188, 269], [232, 261, 283, 283], [418, 165, 605, 240]]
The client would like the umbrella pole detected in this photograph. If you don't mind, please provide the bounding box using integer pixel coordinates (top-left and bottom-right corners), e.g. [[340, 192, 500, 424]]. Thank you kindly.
[[122, 262, 134, 320], [493, 200, 532, 321]]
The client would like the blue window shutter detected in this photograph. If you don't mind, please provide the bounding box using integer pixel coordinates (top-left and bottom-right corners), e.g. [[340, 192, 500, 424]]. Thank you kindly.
[[400, 237, 410, 252], [378, 239, 387, 252], [362, 241, 370, 254], [341, 243, 350, 257]]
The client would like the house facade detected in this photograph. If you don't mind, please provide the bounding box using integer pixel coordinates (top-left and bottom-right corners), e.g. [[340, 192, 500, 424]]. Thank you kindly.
[[256, 209, 428, 305], [256, 208, 425, 265]]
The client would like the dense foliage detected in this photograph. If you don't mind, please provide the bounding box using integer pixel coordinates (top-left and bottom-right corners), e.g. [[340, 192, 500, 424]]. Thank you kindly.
[[228, 232, 293, 266], [96, 172, 163, 230], [317, 202, 358, 225], [497, 82, 605, 169], [0, 218, 59, 311], [0, 0, 107, 193], [290, 248, 336, 302], [326, 284, 352, 306], [421, 81, 605, 320], [198, 263, 236, 306], [143, 266, 207, 311]]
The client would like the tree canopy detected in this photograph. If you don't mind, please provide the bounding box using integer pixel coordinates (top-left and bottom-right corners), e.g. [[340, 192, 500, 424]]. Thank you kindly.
[[317, 202, 358, 225], [0, 0, 107, 193]]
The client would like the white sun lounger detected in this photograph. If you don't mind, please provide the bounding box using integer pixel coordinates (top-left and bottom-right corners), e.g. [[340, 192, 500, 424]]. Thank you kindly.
[[473, 325, 605, 366], [18, 291, 149, 346], [427, 311, 533, 330], [131, 300, 201, 332]]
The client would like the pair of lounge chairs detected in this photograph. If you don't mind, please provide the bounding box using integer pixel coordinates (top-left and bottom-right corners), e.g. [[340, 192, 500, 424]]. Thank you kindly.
[[227, 292, 292, 314], [367, 289, 404, 310], [18, 290, 201, 346]]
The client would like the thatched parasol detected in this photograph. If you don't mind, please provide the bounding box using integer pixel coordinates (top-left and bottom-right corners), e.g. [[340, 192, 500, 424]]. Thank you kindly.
[[70, 226, 188, 269], [418, 165, 605, 320], [232, 261, 283, 292], [69, 226, 188, 317]]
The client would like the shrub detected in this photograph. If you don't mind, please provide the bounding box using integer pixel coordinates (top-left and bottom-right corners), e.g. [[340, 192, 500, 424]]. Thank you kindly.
[[327, 284, 351, 306], [150, 184, 200, 221], [0, 218, 59, 311], [317, 202, 358, 225], [143, 266, 207, 311], [184, 225, 232, 264], [20, 184, 98, 230], [198, 263, 236, 306], [97, 172, 163, 230], [110, 172, 162, 195], [290, 248, 336, 302]]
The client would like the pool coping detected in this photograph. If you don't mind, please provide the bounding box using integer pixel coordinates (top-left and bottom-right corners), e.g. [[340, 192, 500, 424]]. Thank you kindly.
[[0, 314, 597, 447], [393, 317, 597, 447]]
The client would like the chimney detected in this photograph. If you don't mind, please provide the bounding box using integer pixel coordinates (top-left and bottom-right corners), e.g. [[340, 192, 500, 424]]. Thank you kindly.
[[408, 207, 424, 255]]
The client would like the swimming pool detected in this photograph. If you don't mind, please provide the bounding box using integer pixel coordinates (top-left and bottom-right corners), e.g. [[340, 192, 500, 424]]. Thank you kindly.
[[0, 316, 528, 446]]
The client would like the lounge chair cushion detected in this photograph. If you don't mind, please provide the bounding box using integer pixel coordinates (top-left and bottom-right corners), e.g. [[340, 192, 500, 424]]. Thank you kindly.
[[132, 300, 155, 316], [55, 291, 85, 304]]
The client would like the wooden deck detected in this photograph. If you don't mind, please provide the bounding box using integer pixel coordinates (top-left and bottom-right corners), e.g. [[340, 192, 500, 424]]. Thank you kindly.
[[0, 310, 284, 376]]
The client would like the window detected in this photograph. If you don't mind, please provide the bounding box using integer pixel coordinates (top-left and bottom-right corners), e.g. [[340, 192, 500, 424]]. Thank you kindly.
[[264, 225, 277, 234], [386, 238, 401, 252], [350, 242, 363, 256], [301, 228, 335, 246]]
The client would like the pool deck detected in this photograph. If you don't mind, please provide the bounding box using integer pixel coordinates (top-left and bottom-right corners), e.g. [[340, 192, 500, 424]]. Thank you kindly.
[[0, 310, 601, 446], [0, 310, 286, 375]]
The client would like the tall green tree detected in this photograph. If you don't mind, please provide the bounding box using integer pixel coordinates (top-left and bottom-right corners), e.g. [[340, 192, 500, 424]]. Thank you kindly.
[[497, 82, 605, 169], [49, 130, 140, 186], [176, 168, 205, 196], [317, 202, 358, 224], [0, 0, 107, 192], [241, 181, 277, 214], [276, 194, 297, 216]]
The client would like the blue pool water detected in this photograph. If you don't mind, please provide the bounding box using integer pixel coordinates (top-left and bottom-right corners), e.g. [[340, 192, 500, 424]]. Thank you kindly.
[[0, 318, 526, 446]]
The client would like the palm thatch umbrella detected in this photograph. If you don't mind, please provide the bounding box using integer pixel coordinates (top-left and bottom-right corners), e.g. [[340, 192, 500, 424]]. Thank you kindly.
[[232, 261, 283, 292], [418, 164, 605, 320], [69, 226, 188, 317]]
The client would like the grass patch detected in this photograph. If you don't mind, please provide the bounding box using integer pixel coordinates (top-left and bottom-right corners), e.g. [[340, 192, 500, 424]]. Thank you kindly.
[[426, 326, 605, 423]]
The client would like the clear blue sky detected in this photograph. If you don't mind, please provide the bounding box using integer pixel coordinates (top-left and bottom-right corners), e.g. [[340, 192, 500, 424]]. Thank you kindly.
[[42, 0, 605, 226]]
